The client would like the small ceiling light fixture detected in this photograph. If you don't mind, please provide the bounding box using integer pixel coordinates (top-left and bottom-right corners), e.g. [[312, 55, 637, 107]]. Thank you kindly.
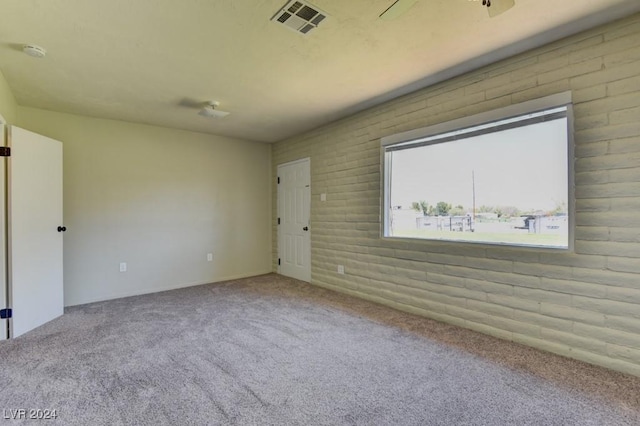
[[198, 101, 230, 118], [22, 44, 47, 58]]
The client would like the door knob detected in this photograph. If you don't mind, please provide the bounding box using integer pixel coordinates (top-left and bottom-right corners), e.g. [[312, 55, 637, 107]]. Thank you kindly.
[[303, 226, 309, 231], [57, 226, 67, 232]]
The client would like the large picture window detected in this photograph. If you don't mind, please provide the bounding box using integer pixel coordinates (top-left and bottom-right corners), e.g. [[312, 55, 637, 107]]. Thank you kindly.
[[382, 93, 573, 249]]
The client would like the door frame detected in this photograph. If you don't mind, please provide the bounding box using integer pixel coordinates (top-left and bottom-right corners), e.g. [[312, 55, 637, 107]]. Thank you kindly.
[[277, 157, 311, 282]]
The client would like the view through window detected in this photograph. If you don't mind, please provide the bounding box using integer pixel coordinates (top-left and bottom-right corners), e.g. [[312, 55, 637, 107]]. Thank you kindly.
[[383, 101, 571, 249]]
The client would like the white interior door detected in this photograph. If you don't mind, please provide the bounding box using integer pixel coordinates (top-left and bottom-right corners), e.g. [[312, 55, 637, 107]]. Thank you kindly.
[[0, 124, 7, 340], [278, 158, 311, 282], [8, 126, 64, 338]]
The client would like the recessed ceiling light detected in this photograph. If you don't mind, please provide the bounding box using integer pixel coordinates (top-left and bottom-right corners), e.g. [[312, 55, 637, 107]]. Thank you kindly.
[[23, 44, 47, 58]]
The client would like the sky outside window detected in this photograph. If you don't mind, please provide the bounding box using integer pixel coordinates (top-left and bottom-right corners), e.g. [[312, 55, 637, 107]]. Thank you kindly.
[[389, 118, 568, 213]]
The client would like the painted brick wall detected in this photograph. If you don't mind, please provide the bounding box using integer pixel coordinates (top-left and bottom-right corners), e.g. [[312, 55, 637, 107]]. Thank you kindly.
[[272, 14, 640, 377]]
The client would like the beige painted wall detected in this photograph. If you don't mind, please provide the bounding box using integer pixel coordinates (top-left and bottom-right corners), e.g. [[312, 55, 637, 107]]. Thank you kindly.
[[18, 107, 272, 306], [272, 14, 640, 376], [0, 70, 17, 124]]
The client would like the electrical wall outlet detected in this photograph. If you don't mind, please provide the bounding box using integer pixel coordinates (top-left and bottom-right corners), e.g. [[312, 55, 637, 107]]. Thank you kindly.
[[119, 262, 127, 272], [207, 253, 213, 262], [320, 193, 327, 202], [337, 265, 344, 275]]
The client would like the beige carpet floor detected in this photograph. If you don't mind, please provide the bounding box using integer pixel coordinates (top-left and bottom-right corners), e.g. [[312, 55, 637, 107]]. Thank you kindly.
[[0, 273, 638, 425]]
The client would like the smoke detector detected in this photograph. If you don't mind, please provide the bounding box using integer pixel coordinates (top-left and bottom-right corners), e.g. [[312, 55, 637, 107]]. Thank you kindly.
[[23, 44, 46, 58], [271, 1, 328, 35], [198, 101, 230, 118]]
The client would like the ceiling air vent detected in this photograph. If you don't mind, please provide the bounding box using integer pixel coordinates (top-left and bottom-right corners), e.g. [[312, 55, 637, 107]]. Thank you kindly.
[[271, 0, 328, 35]]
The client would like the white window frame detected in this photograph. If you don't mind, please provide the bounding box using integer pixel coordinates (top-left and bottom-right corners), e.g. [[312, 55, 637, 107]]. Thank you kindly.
[[381, 92, 575, 250]]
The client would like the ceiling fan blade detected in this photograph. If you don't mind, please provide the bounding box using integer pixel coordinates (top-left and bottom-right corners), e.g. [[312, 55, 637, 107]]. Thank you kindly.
[[178, 97, 204, 109], [379, 0, 420, 20], [198, 107, 230, 118], [487, 0, 515, 17]]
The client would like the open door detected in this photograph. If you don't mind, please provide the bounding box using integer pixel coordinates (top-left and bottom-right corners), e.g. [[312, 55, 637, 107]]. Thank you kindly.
[[6, 126, 64, 338], [0, 124, 7, 339]]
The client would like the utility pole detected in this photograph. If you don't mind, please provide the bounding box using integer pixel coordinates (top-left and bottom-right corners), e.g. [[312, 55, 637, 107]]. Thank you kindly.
[[472, 170, 476, 231]]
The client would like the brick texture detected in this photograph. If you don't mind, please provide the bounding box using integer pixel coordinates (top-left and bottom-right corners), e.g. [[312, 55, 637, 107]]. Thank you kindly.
[[272, 14, 640, 377]]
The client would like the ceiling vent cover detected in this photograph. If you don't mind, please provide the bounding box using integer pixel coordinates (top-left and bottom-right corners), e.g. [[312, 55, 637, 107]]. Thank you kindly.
[[271, 0, 328, 35]]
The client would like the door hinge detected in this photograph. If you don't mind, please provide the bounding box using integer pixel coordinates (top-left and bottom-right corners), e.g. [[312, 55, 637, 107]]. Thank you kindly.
[[0, 147, 10, 157], [278, 258, 281, 265], [277, 177, 280, 184], [0, 308, 12, 319], [278, 217, 280, 225]]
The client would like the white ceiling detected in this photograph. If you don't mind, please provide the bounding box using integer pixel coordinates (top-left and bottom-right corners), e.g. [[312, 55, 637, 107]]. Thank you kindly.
[[1, 0, 639, 143]]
